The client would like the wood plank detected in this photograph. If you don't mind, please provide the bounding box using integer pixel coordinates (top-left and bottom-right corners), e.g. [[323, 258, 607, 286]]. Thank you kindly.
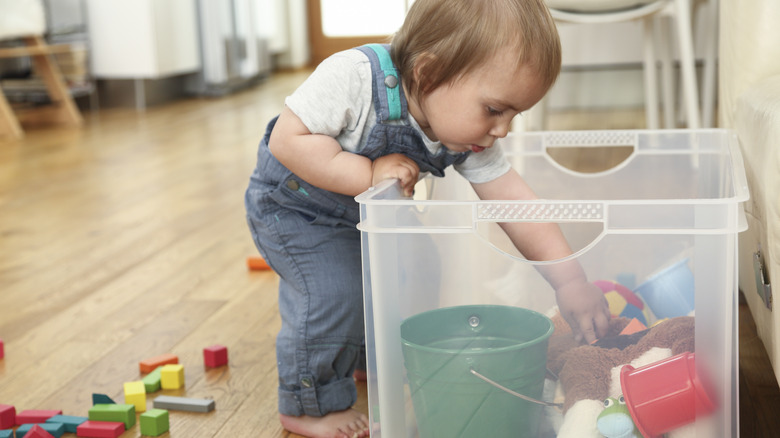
[[0, 37, 82, 140], [0, 300, 225, 410], [0, 43, 74, 59], [0, 90, 24, 139], [739, 293, 780, 437], [21, 37, 82, 126]]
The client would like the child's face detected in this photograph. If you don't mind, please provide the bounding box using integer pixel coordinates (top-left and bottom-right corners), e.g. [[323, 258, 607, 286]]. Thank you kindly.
[[412, 50, 547, 153]]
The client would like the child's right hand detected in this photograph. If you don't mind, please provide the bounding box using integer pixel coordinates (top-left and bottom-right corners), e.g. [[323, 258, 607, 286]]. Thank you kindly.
[[371, 153, 420, 197]]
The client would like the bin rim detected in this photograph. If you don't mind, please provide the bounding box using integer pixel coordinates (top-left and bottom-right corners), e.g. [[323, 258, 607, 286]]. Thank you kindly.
[[355, 129, 749, 208]]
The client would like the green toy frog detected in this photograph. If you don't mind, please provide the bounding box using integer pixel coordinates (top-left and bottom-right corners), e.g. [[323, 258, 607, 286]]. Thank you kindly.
[[596, 396, 641, 438]]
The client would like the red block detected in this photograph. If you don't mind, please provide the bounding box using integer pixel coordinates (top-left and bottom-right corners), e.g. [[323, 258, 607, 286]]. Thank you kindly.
[[76, 421, 125, 438], [0, 404, 15, 429], [203, 344, 228, 368], [0, 338, 4, 359], [139, 353, 178, 374], [22, 425, 55, 438], [16, 410, 62, 425]]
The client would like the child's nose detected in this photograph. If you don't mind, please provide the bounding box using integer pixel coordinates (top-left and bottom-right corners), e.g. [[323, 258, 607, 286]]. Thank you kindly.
[[489, 120, 511, 139]]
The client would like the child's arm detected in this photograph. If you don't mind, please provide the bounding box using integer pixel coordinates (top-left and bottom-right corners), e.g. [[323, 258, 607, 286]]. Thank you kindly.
[[471, 168, 610, 343], [269, 107, 419, 196]]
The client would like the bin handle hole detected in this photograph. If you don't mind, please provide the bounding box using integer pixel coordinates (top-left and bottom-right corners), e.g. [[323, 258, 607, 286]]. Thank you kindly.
[[545, 145, 635, 175]]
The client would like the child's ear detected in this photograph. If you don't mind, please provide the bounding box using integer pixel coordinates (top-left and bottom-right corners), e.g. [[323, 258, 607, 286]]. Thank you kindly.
[[412, 52, 438, 83]]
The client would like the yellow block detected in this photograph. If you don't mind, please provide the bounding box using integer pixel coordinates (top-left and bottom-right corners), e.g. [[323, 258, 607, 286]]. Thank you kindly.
[[124, 381, 147, 412], [160, 364, 185, 389]]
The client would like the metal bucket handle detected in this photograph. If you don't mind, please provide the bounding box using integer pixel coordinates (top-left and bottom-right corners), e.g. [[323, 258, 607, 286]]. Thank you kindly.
[[469, 367, 562, 408]]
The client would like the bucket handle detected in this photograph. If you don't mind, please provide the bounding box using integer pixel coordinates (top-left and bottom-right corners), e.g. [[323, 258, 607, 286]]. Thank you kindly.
[[469, 368, 562, 408]]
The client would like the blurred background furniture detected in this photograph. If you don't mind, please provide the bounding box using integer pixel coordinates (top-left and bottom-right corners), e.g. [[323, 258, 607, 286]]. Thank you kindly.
[[185, 0, 273, 97], [84, 0, 201, 110], [720, 0, 780, 384], [529, 0, 717, 131], [0, 0, 83, 139]]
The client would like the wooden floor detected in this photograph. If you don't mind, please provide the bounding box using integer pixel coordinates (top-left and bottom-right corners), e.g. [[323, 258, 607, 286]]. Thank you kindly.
[[1, 70, 778, 437]]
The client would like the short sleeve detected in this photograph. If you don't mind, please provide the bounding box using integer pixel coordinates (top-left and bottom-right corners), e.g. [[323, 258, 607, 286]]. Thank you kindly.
[[454, 145, 512, 183], [284, 50, 373, 139]]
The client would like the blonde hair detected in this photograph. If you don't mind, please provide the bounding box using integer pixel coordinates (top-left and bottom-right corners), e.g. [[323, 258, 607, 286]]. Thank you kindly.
[[391, 0, 561, 103]]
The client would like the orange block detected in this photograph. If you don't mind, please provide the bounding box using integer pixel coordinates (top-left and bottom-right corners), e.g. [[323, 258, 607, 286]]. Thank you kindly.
[[620, 318, 648, 336], [139, 353, 179, 374], [246, 256, 271, 271]]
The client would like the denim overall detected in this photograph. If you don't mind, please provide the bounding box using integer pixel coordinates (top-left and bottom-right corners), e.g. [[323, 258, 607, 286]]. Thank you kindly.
[[245, 44, 469, 417]]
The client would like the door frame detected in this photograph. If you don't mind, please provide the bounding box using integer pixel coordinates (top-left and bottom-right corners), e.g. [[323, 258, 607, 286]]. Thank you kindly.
[[306, 0, 393, 66]]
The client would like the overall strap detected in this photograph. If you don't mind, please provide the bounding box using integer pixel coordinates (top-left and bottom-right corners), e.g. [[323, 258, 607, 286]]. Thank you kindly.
[[355, 44, 406, 122]]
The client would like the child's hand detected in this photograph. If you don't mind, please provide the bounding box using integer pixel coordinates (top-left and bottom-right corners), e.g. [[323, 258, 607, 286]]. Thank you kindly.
[[371, 153, 420, 197], [555, 280, 611, 344]]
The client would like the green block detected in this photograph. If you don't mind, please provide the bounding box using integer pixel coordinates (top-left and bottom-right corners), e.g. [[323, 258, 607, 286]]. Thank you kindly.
[[0, 430, 12, 438], [140, 409, 169, 437], [88, 403, 135, 429], [143, 366, 163, 393]]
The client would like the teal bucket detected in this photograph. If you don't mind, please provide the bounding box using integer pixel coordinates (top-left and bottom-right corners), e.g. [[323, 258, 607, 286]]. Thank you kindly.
[[400, 305, 554, 438]]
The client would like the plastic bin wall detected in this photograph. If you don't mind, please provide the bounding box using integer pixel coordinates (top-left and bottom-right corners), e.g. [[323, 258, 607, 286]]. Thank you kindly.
[[356, 129, 749, 437]]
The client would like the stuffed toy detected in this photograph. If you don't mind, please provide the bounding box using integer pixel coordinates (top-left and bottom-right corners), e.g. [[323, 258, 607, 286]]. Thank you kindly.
[[597, 395, 640, 438], [544, 314, 696, 438]]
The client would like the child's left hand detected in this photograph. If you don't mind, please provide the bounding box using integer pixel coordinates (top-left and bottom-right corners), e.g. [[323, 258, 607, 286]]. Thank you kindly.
[[555, 280, 611, 344]]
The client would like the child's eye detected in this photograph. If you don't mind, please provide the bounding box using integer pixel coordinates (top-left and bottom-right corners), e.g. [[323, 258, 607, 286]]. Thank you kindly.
[[487, 107, 504, 116]]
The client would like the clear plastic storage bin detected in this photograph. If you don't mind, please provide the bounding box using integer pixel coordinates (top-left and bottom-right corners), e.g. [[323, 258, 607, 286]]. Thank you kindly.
[[356, 130, 748, 437]]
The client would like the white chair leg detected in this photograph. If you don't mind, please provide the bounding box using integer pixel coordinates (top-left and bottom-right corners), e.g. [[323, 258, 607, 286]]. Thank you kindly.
[[701, 0, 719, 127], [674, 0, 701, 128], [656, 14, 676, 128], [642, 16, 660, 129]]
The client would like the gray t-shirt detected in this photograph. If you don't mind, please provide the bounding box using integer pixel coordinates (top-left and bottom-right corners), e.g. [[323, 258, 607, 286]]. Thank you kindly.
[[285, 49, 511, 184]]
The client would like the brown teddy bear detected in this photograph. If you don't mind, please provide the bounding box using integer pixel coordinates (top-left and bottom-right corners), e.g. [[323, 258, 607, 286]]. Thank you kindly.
[[543, 315, 696, 437]]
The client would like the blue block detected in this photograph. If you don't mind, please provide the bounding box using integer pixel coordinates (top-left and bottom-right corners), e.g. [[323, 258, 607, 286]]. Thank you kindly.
[[46, 415, 87, 433], [92, 393, 116, 405], [14, 422, 65, 438], [0, 429, 12, 438]]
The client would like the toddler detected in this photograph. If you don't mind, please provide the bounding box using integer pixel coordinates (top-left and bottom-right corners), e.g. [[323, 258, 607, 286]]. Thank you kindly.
[[245, 0, 610, 437]]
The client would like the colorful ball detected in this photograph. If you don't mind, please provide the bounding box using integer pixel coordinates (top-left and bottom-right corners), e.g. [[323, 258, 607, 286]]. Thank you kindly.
[[594, 280, 652, 326]]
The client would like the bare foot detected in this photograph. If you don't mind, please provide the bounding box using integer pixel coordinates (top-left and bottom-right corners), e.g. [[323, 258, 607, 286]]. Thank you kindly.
[[353, 369, 367, 382], [279, 409, 369, 438]]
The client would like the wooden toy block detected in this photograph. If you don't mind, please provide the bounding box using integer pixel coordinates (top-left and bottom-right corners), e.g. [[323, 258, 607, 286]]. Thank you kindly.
[[46, 415, 87, 433], [20, 425, 54, 438], [0, 404, 14, 429], [0, 429, 11, 438], [160, 364, 185, 389], [142, 366, 162, 393], [0, 338, 4, 359], [75, 420, 124, 438], [619, 317, 648, 336], [87, 404, 134, 430], [203, 344, 228, 368], [246, 255, 272, 270], [139, 353, 178, 374], [91, 394, 115, 405], [123, 381, 146, 413], [139, 409, 169, 436], [17, 423, 63, 438], [16, 410, 62, 425], [152, 395, 215, 413]]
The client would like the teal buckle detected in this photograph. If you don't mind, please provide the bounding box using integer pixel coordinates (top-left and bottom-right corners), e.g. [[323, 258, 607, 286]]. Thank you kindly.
[[365, 43, 402, 121]]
